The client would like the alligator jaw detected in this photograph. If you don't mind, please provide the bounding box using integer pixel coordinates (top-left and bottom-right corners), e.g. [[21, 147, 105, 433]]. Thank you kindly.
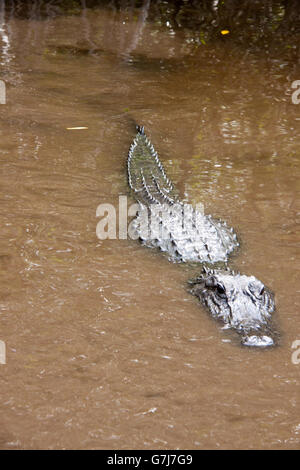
[[241, 335, 274, 347]]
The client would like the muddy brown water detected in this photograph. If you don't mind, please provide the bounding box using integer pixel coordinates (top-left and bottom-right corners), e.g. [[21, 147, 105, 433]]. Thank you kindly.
[[0, 3, 299, 449]]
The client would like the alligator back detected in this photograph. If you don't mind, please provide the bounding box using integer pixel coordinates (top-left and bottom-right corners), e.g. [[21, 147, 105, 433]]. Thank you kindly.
[[127, 126, 239, 263]]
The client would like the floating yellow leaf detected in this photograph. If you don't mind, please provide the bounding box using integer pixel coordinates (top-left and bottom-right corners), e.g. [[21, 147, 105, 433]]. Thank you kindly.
[[221, 30, 230, 35], [66, 127, 88, 130]]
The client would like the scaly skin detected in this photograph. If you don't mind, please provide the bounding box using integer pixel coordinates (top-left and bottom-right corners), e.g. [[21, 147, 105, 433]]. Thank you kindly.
[[127, 126, 276, 347], [128, 126, 238, 263]]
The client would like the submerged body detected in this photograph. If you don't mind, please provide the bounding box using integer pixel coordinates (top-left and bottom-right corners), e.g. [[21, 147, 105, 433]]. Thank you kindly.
[[127, 126, 276, 347]]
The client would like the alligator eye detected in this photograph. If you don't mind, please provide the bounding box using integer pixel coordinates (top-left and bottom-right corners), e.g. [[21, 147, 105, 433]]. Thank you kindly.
[[216, 283, 226, 296]]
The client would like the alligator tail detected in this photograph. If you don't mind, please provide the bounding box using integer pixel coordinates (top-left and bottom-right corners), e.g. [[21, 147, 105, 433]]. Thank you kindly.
[[128, 126, 178, 205]]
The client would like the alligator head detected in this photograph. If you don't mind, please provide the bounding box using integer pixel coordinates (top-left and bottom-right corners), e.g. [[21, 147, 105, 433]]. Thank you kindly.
[[189, 268, 276, 347]]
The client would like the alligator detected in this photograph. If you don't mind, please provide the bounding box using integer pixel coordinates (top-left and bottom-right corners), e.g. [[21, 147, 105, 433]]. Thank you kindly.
[[127, 126, 276, 347]]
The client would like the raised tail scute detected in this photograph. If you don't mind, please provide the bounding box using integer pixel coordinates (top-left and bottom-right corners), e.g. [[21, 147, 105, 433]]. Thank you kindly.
[[136, 125, 145, 135]]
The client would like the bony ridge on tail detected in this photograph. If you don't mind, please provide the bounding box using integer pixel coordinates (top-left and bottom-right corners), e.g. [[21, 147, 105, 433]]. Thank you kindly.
[[127, 125, 277, 347]]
